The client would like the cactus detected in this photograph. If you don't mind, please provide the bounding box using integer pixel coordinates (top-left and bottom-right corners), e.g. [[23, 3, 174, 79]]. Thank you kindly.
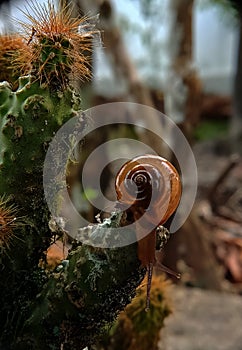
[[15, 212, 145, 350], [0, 2, 146, 349]]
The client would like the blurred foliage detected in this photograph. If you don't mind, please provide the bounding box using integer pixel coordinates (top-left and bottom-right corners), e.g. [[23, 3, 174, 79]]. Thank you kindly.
[[198, 0, 241, 20], [194, 119, 229, 141], [215, 0, 242, 14]]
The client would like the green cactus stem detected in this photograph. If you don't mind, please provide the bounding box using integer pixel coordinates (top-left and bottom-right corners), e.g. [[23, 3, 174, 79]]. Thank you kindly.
[[0, 73, 83, 286], [0, 77, 81, 195]]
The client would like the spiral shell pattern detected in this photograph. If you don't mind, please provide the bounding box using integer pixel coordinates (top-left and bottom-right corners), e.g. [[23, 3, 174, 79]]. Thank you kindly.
[[115, 154, 182, 226]]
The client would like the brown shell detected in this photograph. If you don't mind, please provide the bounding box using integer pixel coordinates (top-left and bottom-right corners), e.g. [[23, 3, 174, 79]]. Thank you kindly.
[[115, 154, 181, 229]]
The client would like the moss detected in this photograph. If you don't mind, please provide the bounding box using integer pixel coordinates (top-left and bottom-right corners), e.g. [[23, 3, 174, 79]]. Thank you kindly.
[[97, 274, 172, 350]]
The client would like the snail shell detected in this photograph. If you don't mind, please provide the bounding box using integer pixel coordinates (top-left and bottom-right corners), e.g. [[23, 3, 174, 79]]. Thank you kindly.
[[115, 154, 181, 228], [115, 155, 182, 310]]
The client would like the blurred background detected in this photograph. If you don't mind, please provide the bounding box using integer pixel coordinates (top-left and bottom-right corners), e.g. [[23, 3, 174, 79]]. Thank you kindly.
[[1, 0, 242, 349]]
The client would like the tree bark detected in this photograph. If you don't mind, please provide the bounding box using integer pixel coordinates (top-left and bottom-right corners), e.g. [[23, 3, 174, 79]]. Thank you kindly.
[[230, 19, 242, 153], [165, 0, 202, 141]]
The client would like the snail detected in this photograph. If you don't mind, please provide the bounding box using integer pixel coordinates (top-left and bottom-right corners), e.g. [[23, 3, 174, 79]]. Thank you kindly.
[[115, 154, 182, 310]]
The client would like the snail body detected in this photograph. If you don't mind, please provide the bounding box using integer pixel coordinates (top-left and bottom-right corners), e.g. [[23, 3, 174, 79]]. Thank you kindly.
[[115, 154, 181, 310]]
